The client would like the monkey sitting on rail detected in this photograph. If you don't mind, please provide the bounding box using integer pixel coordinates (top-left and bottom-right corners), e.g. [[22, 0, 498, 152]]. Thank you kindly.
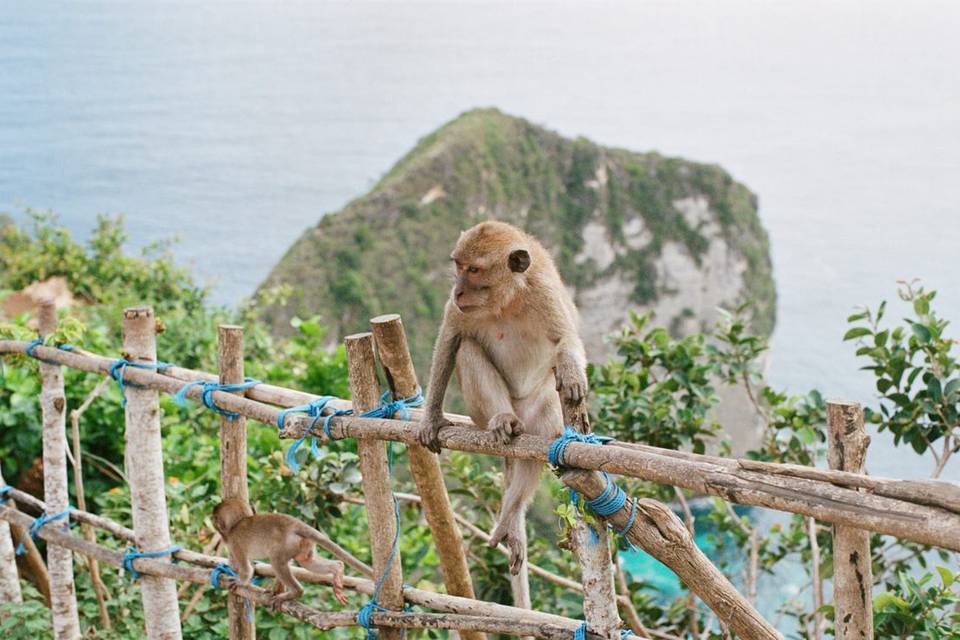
[[212, 498, 351, 608], [415, 220, 588, 575]]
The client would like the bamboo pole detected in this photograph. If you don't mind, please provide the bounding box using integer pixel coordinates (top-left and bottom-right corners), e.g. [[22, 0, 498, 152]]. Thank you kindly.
[[557, 376, 620, 639], [563, 470, 782, 640], [69, 376, 112, 629], [369, 314, 483, 640], [3, 340, 959, 550], [121, 306, 182, 639], [0, 466, 21, 605], [218, 325, 255, 639], [36, 300, 81, 638], [5, 486, 669, 636], [827, 401, 873, 640], [0, 506, 596, 639], [346, 333, 403, 640]]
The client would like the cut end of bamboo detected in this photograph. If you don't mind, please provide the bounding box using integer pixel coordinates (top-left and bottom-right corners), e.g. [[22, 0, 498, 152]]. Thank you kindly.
[[370, 314, 402, 325], [123, 305, 154, 319], [345, 332, 374, 342]]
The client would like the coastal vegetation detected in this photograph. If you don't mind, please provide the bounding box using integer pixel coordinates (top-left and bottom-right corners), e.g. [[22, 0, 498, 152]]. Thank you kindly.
[[0, 215, 957, 637]]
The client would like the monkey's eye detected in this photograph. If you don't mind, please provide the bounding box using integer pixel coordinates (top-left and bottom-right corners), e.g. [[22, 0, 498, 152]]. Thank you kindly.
[[467, 266, 480, 274]]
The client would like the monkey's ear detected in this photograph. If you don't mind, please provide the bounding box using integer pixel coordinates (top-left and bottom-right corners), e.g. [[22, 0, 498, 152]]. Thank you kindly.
[[508, 249, 531, 273]]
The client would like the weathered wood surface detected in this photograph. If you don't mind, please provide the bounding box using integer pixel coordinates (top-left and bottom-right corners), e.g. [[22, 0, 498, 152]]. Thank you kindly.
[[37, 300, 81, 639], [347, 333, 404, 640], [0, 505, 600, 639], [369, 314, 484, 640], [121, 306, 182, 639], [218, 325, 255, 640], [0, 466, 21, 605], [3, 339, 959, 550], [564, 470, 783, 640], [827, 401, 873, 640], [557, 373, 619, 639]]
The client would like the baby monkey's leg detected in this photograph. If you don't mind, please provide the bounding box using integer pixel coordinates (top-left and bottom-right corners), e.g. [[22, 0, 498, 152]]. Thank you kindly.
[[296, 544, 347, 606]]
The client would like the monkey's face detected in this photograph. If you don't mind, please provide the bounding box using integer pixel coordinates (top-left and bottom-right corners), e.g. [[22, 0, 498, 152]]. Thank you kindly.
[[450, 247, 530, 314]]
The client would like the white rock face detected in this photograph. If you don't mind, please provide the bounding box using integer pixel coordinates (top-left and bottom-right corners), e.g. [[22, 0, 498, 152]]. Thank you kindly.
[[574, 195, 762, 453]]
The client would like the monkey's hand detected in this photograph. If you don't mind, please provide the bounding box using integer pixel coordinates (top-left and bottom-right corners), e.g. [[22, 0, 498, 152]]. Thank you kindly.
[[488, 413, 524, 445], [554, 352, 587, 404], [416, 413, 451, 454]]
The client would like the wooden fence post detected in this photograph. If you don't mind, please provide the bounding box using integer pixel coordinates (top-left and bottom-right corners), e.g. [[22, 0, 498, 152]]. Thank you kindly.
[[122, 306, 182, 639], [827, 401, 873, 640], [0, 465, 22, 605], [557, 384, 620, 639], [218, 325, 255, 639], [37, 300, 81, 638], [346, 333, 403, 640], [369, 314, 484, 640]]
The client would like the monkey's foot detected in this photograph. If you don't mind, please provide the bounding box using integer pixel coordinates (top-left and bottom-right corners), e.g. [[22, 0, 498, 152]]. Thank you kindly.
[[489, 522, 527, 575], [488, 413, 523, 445], [416, 416, 451, 454]]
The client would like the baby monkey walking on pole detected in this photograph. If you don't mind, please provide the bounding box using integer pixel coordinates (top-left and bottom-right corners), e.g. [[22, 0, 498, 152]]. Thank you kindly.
[[416, 221, 588, 575], [212, 498, 352, 608]]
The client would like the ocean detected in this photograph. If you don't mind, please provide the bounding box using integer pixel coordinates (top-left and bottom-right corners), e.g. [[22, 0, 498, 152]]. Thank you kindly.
[[2, 0, 958, 624]]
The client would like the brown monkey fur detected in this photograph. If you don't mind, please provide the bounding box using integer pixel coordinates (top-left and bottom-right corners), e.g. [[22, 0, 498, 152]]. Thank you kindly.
[[212, 498, 349, 607], [416, 220, 588, 575]]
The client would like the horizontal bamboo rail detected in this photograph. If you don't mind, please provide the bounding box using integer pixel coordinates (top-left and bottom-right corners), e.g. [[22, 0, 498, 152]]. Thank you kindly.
[[0, 503, 599, 639], [2, 339, 958, 554], [3, 487, 588, 631]]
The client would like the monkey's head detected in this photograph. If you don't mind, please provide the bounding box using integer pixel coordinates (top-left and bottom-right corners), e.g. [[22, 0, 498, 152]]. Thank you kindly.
[[212, 498, 255, 537], [450, 221, 532, 315]]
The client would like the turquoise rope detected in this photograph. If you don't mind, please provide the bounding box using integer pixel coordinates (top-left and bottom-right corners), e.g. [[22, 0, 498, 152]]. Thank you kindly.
[[276, 396, 336, 472], [122, 545, 182, 580], [574, 622, 588, 640], [16, 508, 73, 556], [173, 377, 261, 419], [548, 426, 612, 468], [110, 358, 173, 406], [286, 389, 422, 473], [355, 390, 422, 639], [23, 339, 75, 365], [0, 485, 11, 505]]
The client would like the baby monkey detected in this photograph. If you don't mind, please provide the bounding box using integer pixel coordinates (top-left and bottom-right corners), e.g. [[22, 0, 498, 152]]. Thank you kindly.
[[212, 498, 350, 608]]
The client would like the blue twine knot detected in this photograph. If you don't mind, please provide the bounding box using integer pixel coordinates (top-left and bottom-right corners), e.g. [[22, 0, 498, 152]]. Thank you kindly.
[[23, 338, 73, 365], [0, 485, 12, 506], [285, 389, 422, 472], [277, 396, 336, 472], [574, 621, 588, 640], [16, 508, 73, 556], [122, 544, 182, 580], [210, 562, 264, 622], [110, 358, 173, 406], [173, 377, 261, 420], [620, 630, 637, 639], [548, 426, 613, 468]]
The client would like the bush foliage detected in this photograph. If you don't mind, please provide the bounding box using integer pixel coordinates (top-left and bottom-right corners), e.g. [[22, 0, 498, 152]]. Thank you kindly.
[[0, 215, 956, 638]]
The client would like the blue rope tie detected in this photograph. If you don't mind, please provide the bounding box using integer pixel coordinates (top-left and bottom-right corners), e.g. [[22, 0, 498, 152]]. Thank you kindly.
[[276, 396, 336, 472], [356, 394, 422, 639], [110, 358, 173, 406], [173, 377, 261, 420], [16, 508, 73, 556], [0, 485, 12, 506], [23, 339, 74, 365], [210, 563, 265, 622], [586, 474, 628, 517], [286, 389, 423, 473], [574, 622, 588, 640], [620, 630, 637, 639], [122, 544, 182, 580], [548, 426, 612, 468]]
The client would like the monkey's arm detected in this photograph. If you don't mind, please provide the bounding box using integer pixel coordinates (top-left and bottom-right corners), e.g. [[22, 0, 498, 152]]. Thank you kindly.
[[416, 311, 462, 453], [542, 296, 588, 405]]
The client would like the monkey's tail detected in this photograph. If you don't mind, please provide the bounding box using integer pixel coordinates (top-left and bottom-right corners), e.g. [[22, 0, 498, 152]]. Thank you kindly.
[[297, 523, 374, 578]]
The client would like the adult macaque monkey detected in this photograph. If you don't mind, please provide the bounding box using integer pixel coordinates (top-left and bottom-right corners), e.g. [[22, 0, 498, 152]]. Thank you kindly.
[[212, 498, 364, 608], [416, 220, 588, 575]]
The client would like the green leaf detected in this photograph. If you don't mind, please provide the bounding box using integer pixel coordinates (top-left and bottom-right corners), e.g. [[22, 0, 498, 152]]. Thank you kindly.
[[843, 327, 872, 341], [914, 297, 930, 316], [797, 426, 817, 445], [911, 323, 932, 343], [936, 565, 955, 588], [943, 378, 960, 400]]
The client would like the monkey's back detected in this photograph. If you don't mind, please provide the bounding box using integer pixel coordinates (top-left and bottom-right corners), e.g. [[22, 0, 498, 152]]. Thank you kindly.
[[230, 513, 312, 560]]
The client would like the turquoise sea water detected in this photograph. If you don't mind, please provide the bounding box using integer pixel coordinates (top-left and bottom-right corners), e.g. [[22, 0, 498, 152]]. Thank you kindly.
[[2, 0, 958, 628]]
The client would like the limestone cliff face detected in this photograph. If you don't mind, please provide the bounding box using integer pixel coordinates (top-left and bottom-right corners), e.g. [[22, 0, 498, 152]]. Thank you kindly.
[[259, 108, 775, 384]]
